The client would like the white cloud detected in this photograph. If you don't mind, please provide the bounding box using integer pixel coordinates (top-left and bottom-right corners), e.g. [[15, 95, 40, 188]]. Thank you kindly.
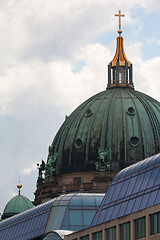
[[21, 163, 37, 175], [0, 0, 160, 216]]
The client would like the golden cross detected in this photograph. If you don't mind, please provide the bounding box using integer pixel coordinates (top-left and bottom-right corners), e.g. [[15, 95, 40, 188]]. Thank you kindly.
[[115, 10, 125, 29]]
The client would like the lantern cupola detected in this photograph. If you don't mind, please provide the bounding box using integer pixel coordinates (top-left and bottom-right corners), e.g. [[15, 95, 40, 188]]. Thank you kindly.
[[107, 10, 134, 89]]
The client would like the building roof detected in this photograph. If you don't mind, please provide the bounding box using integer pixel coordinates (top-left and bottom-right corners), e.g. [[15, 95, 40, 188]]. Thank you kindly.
[[0, 193, 104, 240], [41, 26, 160, 180], [47, 87, 160, 175], [2, 194, 34, 220], [91, 153, 160, 226]]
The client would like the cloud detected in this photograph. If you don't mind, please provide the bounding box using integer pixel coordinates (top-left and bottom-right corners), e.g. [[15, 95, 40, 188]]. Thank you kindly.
[[0, 0, 160, 216], [21, 163, 37, 175]]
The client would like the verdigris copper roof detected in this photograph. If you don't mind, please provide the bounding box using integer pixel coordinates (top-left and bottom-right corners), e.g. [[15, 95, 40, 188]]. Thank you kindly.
[[49, 87, 160, 175], [2, 194, 34, 220], [44, 15, 160, 177]]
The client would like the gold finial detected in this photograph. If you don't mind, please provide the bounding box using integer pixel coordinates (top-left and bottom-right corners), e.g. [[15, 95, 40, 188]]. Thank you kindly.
[[17, 183, 22, 195], [115, 10, 125, 34]]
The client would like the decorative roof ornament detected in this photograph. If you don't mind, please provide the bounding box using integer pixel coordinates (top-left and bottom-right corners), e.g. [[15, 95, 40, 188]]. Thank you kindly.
[[2, 183, 34, 220], [37, 160, 45, 186], [107, 10, 134, 89], [17, 182, 22, 196], [115, 10, 125, 35]]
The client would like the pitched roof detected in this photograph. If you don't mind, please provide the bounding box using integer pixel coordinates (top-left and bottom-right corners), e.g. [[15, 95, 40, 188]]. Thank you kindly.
[[91, 153, 160, 226]]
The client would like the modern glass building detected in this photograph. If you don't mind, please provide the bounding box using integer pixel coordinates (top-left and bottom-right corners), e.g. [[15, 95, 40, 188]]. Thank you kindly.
[[0, 193, 104, 240], [65, 153, 160, 240]]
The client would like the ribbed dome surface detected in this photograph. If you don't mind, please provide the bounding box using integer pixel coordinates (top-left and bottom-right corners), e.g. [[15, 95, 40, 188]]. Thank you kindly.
[[50, 87, 160, 175], [2, 195, 34, 219]]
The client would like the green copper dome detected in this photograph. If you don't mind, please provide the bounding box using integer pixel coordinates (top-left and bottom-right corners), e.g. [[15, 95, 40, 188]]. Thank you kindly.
[[43, 24, 160, 178], [2, 194, 34, 220], [47, 87, 160, 175]]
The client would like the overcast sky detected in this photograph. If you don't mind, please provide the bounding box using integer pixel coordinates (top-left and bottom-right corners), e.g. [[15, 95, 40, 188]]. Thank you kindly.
[[0, 0, 160, 215]]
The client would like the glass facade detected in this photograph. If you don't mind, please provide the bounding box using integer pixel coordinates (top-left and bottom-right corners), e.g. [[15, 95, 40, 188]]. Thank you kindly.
[[91, 154, 160, 226], [120, 222, 130, 240], [80, 235, 89, 240], [0, 193, 104, 240], [151, 212, 160, 235], [135, 217, 146, 239], [46, 193, 104, 231], [93, 231, 102, 240], [106, 226, 116, 240]]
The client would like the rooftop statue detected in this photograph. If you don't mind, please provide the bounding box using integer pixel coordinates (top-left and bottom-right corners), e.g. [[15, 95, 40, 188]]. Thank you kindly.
[[45, 145, 57, 178], [37, 160, 45, 185]]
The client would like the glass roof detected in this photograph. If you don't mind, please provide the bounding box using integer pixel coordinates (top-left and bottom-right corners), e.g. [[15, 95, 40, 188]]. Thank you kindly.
[[46, 193, 104, 232], [0, 199, 54, 240], [91, 154, 160, 226], [0, 193, 104, 240]]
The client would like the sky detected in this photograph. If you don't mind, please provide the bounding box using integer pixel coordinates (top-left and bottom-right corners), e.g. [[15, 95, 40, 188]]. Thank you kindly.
[[0, 0, 160, 215]]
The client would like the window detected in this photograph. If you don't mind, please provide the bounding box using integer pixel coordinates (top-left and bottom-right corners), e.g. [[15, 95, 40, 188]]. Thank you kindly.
[[106, 226, 116, 240], [93, 231, 102, 240], [119, 67, 126, 83], [80, 235, 89, 240], [74, 177, 81, 184], [135, 217, 146, 239], [151, 212, 160, 235], [120, 222, 130, 240]]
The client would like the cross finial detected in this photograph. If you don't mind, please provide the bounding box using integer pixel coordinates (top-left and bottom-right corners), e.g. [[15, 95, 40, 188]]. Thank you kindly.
[[115, 10, 125, 35]]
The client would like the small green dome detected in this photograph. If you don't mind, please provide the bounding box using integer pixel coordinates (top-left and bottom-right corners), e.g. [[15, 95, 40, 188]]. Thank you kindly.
[[2, 194, 34, 220]]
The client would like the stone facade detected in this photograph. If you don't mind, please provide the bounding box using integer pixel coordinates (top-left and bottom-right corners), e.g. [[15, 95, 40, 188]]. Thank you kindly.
[[34, 171, 117, 205], [65, 204, 160, 240]]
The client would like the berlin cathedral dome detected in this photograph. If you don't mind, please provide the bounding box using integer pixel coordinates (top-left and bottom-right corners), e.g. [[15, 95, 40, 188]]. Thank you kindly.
[[34, 14, 160, 205]]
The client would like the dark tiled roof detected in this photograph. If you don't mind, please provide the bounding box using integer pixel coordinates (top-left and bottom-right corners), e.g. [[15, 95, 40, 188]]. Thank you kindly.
[[91, 154, 160, 226]]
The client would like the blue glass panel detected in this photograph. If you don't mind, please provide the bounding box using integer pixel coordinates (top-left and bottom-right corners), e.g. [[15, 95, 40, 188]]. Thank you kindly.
[[83, 206, 95, 210], [147, 155, 157, 167], [62, 208, 69, 226], [82, 196, 95, 206], [124, 199, 135, 215], [61, 225, 70, 230], [125, 176, 137, 196], [152, 168, 160, 186], [118, 179, 130, 199], [132, 196, 143, 212], [95, 196, 103, 206], [98, 209, 107, 224], [69, 196, 82, 206], [70, 225, 82, 231], [104, 206, 114, 222], [102, 184, 117, 205], [91, 210, 100, 226], [139, 193, 150, 210], [117, 202, 128, 218], [120, 168, 130, 178], [83, 210, 96, 225], [147, 190, 158, 208], [110, 203, 121, 220], [131, 174, 144, 194], [126, 163, 138, 175], [153, 189, 160, 205], [133, 161, 144, 173], [139, 171, 151, 191], [70, 210, 83, 225], [147, 168, 159, 188], [110, 181, 123, 202], [61, 194, 73, 201]]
